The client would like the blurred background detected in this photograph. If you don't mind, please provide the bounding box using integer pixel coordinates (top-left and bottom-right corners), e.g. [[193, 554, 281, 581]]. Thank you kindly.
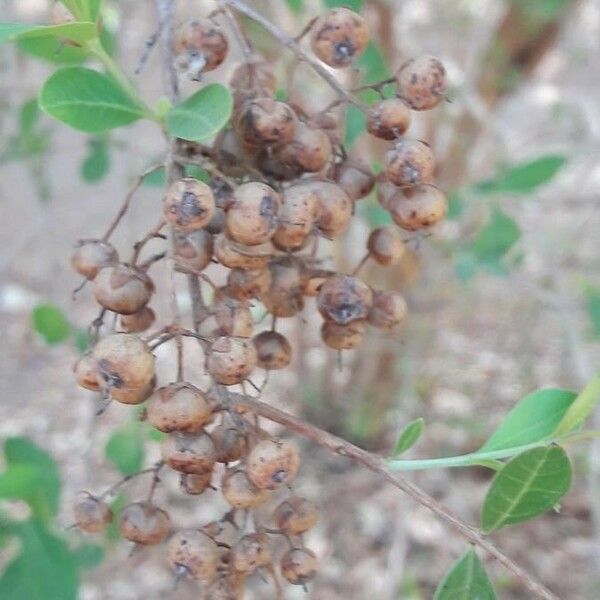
[[1, 0, 600, 598]]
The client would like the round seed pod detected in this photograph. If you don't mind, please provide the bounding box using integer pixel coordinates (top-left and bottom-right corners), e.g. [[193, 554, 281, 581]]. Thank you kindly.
[[226, 267, 271, 301], [164, 178, 215, 232], [180, 471, 213, 495], [222, 468, 271, 509], [119, 502, 171, 545], [174, 19, 228, 78], [367, 226, 405, 266], [119, 306, 155, 333], [278, 121, 332, 173], [307, 181, 353, 238], [387, 185, 447, 230], [246, 438, 300, 490], [73, 494, 112, 533], [71, 239, 118, 280], [263, 257, 306, 318], [321, 320, 365, 350], [93, 265, 154, 315], [255, 148, 301, 182], [281, 548, 318, 585], [310, 8, 369, 68], [310, 111, 343, 146], [214, 234, 272, 270], [167, 529, 219, 581], [232, 532, 271, 573], [230, 61, 277, 93], [396, 55, 447, 111], [384, 139, 435, 187], [303, 269, 334, 297], [212, 424, 247, 464], [213, 128, 255, 177], [225, 182, 281, 246], [113, 376, 156, 406], [213, 297, 253, 338], [377, 179, 401, 211], [368, 290, 407, 329], [73, 353, 101, 391], [161, 432, 216, 475], [336, 158, 375, 201], [273, 497, 318, 535], [173, 229, 214, 273], [92, 334, 155, 403], [235, 98, 297, 147], [207, 336, 257, 386], [253, 331, 292, 370], [272, 183, 319, 252], [317, 275, 373, 325], [147, 382, 212, 434], [366, 97, 411, 140]]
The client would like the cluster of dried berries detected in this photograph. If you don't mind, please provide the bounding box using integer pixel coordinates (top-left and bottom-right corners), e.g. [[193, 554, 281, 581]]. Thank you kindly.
[[70, 7, 447, 598]]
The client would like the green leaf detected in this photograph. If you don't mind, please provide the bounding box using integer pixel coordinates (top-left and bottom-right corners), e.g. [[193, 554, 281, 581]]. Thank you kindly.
[[553, 371, 600, 437], [286, 0, 304, 13], [0, 520, 78, 600], [20, 99, 41, 135], [166, 84, 233, 142], [357, 42, 390, 85], [345, 103, 366, 148], [39, 67, 145, 133], [481, 445, 571, 532], [471, 208, 520, 263], [105, 493, 126, 542], [0, 22, 97, 45], [475, 155, 566, 195], [434, 548, 497, 600], [81, 137, 110, 182], [75, 542, 105, 569], [584, 284, 600, 339], [324, 0, 364, 11], [17, 36, 89, 64], [0, 465, 42, 500], [479, 389, 577, 453], [73, 328, 91, 353], [32, 303, 70, 344], [105, 422, 146, 475], [393, 418, 424, 456], [0, 23, 40, 43], [82, 0, 103, 21]]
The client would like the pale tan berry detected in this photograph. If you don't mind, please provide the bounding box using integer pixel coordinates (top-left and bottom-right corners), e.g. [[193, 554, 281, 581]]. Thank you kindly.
[[164, 178, 215, 232], [263, 257, 306, 318], [212, 424, 248, 464], [336, 158, 376, 202], [281, 548, 318, 585], [235, 98, 297, 146], [232, 532, 271, 573], [368, 290, 408, 329], [367, 98, 411, 140], [119, 306, 155, 333], [174, 19, 228, 78], [272, 183, 319, 252], [385, 139, 435, 187], [221, 468, 271, 509], [173, 229, 214, 273], [207, 336, 257, 386], [253, 330, 292, 370], [71, 239, 118, 280], [180, 471, 213, 495], [273, 496, 318, 535], [317, 275, 373, 325], [321, 320, 365, 350], [307, 181, 353, 238], [167, 529, 219, 581], [377, 178, 401, 211], [396, 55, 447, 111], [161, 432, 216, 475], [73, 494, 112, 533], [213, 297, 254, 338], [119, 502, 171, 545], [230, 61, 277, 94], [367, 226, 405, 266], [278, 122, 332, 173], [246, 438, 300, 490], [93, 265, 154, 315], [387, 185, 447, 230], [214, 234, 272, 270]]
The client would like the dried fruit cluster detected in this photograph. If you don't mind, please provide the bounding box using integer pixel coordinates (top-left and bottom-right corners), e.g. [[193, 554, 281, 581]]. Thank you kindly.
[[70, 6, 447, 598]]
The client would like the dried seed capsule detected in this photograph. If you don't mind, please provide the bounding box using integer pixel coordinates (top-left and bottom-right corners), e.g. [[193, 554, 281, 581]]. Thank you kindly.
[[119, 306, 155, 333], [263, 257, 306, 318], [225, 182, 281, 246], [161, 432, 216, 475], [253, 331, 292, 370], [396, 55, 447, 111], [164, 178, 215, 232], [214, 128, 255, 178], [213, 297, 253, 338], [317, 275, 373, 325], [230, 61, 277, 93], [321, 320, 365, 350], [174, 19, 228, 78], [272, 183, 319, 252], [384, 139, 435, 187], [307, 181, 353, 238], [93, 264, 154, 315], [336, 158, 375, 201], [278, 122, 332, 173], [214, 234, 273, 270], [222, 468, 271, 509], [73, 494, 112, 533], [207, 336, 257, 386], [368, 290, 407, 329], [73, 353, 101, 392], [367, 98, 411, 140], [273, 497, 318, 535], [281, 548, 318, 585], [173, 229, 214, 273], [232, 533, 271, 573], [226, 267, 271, 301], [310, 8, 369, 68], [92, 333, 155, 403], [387, 185, 447, 230], [147, 382, 212, 434], [367, 226, 405, 266], [71, 239, 118, 280], [180, 472, 213, 495], [212, 424, 248, 463], [236, 98, 298, 146], [119, 502, 171, 545], [246, 438, 299, 490], [167, 529, 219, 581]]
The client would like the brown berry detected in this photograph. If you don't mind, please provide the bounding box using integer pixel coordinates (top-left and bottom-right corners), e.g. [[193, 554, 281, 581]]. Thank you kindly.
[[321, 320, 365, 350], [336, 158, 375, 201], [317, 275, 373, 325], [272, 183, 319, 252], [253, 330, 292, 370], [273, 497, 318, 535], [213, 297, 253, 338], [212, 424, 248, 464], [230, 61, 277, 94], [263, 257, 306, 318], [203, 577, 244, 600], [246, 438, 300, 490], [73, 494, 112, 533], [384, 139, 435, 187], [367, 98, 411, 140], [396, 55, 447, 111], [310, 8, 369, 68], [73, 353, 101, 392], [161, 432, 216, 475], [167, 529, 219, 581], [227, 267, 272, 301], [180, 472, 213, 495], [93, 264, 154, 315], [207, 336, 257, 386], [367, 226, 405, 266], [119, 502, 170, 545], [232, 532, 271, 573], [147, 382, 212, 433], [236, 98, 298, 146], [303, 269, 335, 297], [368, 290, 407, 329], [174, 20, 228, 78], [214, 128, 255, 178], [164, 178, 215, 231], [119, 306, 155, 333], [307, 181, 353, 238], [222, 468, 271, 509], [377, 179, 401, 210], [278, 122, 332, 173], [225, 182, 281, 246], [71, 239, 118, 280], [281, 548, 318, 585], [214, 234, 273, 270], [173, 229, 214, 273], [387, 185, 447, 230]]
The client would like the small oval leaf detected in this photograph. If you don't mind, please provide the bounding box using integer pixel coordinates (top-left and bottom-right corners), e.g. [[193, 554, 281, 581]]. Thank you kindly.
[[481, 445, 571, 533], [166, 83, 233, 142], [32, 303, 71, 344], [434, 548, 497, 600], [393, 418, 424, 456], [105, 422, 146, 475], [40, 67, 145, 133]]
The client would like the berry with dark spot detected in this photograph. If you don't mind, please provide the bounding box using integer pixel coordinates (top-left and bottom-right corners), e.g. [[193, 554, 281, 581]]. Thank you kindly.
[[232, 532, 271, 573], [253, 330, 292, 370], [226, 267, 272, 300], [167, 529, 219, 580], [221, 468, 271, 509], [367, 226, 405, 266], [207, 336, 257, 385], [93, 264, 154, 315], [174, 19, 228, 79], [212, 423, 248, 463], [281, 548, 318, 585], [321, 320, 365, 350], [387, 185, 447, 230], [180, 471, 213, 495], [235, 98, 298, 147], [164, 178, 215, 232], [272, 183, 319, 252], [73, 494, 112, 533], [246, 438, 300, 490], [368, 290, 408, 329], [71, 239, 118, 280], [119, 501, 171, 545], [263, 257, 306, 318], [385, 139, 435, 187], [173, 229, 214, 273], [317, 275, 373, 325], [273, 496, 318, 535], [278, 121, 332, 173], [213, 297, 254, 338], [367, 98, 411, 140], [161, 432, 216, 475], [396, 55, 447, 111], [73, 353, 101, 392]]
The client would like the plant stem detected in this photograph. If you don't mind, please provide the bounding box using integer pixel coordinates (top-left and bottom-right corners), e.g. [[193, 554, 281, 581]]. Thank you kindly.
[[554, 370, 600, 436]]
